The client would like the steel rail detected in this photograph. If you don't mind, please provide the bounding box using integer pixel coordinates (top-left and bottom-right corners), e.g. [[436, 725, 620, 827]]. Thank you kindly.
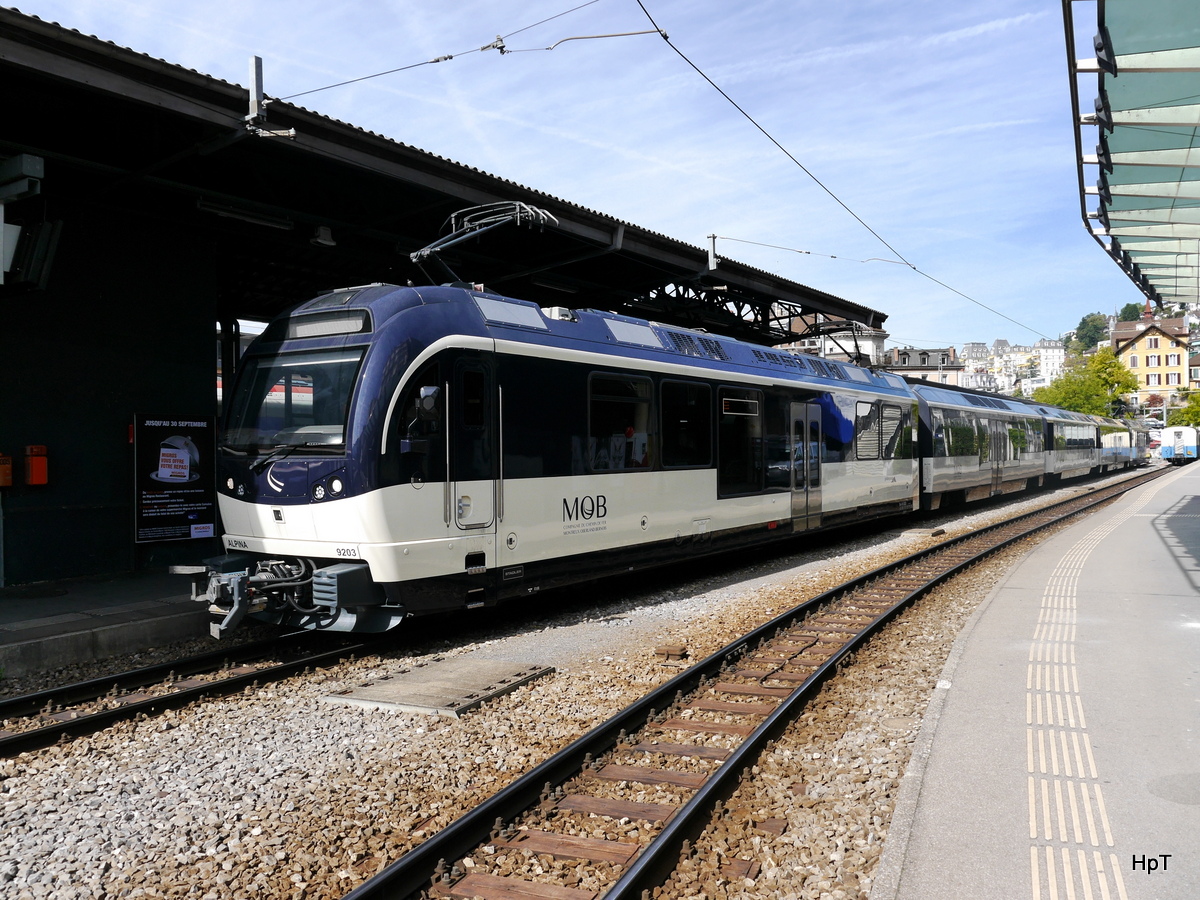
[[343, 467, 1167, 900], [0, 639, 371, 757], [0, 630, 322, 720]]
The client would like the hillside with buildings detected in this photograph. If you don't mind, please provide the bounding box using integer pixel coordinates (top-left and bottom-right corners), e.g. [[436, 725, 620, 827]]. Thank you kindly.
[[780, 304, 1200, 416]]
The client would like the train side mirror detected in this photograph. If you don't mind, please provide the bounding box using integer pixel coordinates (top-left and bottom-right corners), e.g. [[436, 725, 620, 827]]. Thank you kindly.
[[415, 385, 440, 421], [400, 386, 441, 454]]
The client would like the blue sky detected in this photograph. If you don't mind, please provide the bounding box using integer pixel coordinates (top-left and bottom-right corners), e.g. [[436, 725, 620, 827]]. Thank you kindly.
[[10, 0, 1136, 349]]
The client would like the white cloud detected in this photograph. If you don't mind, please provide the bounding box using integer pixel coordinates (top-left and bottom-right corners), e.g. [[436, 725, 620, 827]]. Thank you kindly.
[[920, 12, 1049, 48]]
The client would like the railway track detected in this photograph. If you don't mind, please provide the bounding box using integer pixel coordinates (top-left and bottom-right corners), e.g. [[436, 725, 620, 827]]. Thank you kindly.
[[342, 467, 1168, 900], [0, 631, 373, 756], [0, 472, 1138, 762]]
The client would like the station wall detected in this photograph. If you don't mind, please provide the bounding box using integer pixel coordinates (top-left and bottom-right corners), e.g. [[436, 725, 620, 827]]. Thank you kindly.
[[0, 204, 220, 585]]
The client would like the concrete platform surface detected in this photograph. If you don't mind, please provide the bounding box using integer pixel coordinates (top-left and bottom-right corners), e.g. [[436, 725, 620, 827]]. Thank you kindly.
[[874, 465, 1200, 900], [321, 658, 555, 718], [0, 570, 207, 679]]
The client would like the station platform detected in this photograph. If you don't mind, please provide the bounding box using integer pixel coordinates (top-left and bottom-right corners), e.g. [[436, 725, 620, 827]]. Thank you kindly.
[[0, 570, 206, 680], [873, 465, 1200, 900]]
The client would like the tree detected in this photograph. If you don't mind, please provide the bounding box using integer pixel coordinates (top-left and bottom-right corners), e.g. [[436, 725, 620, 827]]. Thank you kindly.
[[1070, 312, 1109, 353], [1167, 394, 1200, 426], [1118, 302, 1143, 322], [1031, 347, 1137, 415], [1091, 347, 1139, 394], [1143, 392, 1167, 424]]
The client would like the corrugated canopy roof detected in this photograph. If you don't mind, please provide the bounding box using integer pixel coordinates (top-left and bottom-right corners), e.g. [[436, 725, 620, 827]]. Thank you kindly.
[[1065, 0, 1200, 308]]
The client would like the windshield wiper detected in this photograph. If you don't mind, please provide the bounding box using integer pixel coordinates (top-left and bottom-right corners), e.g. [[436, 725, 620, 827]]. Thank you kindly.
[[250, 444, 298, 474]]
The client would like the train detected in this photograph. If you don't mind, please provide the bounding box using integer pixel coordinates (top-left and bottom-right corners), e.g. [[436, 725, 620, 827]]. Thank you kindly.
[[177, 282, 1150, 637], [1160, 425, 1198, 464]]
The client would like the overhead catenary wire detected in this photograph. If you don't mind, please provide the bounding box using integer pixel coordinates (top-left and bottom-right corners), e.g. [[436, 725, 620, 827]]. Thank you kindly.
[[503, 29, 665, 53], [715, 238, 1049, 340], [714, 235, 907, 265], [279, 0, 625, 101], [633, 1, 1052, 342], [271, 1, 1050, 342]]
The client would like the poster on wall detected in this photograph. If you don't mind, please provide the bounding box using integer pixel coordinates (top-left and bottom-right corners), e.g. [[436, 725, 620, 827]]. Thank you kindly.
[[134, 415, 216, 543]]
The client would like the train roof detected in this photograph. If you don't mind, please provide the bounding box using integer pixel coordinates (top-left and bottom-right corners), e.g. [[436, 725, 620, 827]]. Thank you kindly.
[[275, 283, 914, 397], [905, 379, 1129, 428], [907, 380, 1033, 414], [266, 284, 1136, 429]]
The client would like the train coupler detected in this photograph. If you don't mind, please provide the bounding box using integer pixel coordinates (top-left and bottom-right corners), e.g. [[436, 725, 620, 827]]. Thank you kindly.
[[170, 556, 260, 639]]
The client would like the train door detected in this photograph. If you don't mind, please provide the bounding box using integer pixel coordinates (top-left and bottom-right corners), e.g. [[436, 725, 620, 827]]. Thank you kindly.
[[790, 401, 822, 529], [988, 418, 1005, 495], [451, 358, 496, 530]]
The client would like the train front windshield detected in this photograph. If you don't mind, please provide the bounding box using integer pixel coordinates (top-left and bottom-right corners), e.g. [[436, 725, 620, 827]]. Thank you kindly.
[[223, 349, 364, 451]]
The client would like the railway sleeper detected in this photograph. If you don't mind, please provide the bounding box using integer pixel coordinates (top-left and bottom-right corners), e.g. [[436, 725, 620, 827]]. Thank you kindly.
[[593, 764, 708, 790], [488, 830, 639, 866], [721, 857, 762, 881], [795, 624, 860, 635], [713, 682, 791, 699], [730, 667, 783, 680], [657, 718, 755, 737], [689, 698, 778, 716], [553, 794, 677, 823], [766, 666, 823, 682], [629, 741, 732, 761], [434, 871, 598, 900]]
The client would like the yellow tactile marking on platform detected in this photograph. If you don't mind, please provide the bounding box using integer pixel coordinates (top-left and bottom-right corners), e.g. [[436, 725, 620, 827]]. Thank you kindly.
[[1024, 476, 1174, 900]]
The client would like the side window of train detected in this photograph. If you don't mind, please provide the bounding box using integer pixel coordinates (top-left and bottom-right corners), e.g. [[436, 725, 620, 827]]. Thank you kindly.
[[1060, 423, 1092, 449], [589, 373, 654, 471], [454, 362, 495, 481], [1023, 418, 1040, 455], [381, 360, 446, 486], [945, 411, 979, 457], [1008, 421, 1027, 459], [816, 395, 850, 462], [661, 380, 712, 468], [718, 387, 764, 496], [764, 392, 791, 490], [931, 409, 947, 457], [501, 356, 584, 478], [855, 401, 880, 461], [880, 403, 911, 459]]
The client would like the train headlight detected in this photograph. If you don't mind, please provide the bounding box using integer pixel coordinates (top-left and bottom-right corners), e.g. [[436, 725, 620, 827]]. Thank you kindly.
[[313, 484, 326, 501], [329, 477, 344, 495], [226, 477, 235, 491]]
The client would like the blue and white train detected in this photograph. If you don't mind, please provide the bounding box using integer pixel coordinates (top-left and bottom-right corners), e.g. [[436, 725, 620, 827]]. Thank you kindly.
[[180, 283, 1148, 637], [1160, 425, 1198, 464]]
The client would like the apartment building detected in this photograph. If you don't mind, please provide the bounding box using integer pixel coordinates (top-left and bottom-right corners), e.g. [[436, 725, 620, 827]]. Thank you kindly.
[[882, 346, 964, 385], [1111, 316, 1190, 409]]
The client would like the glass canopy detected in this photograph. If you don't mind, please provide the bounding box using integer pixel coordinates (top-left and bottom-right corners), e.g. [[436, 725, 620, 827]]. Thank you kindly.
[[1065, 0, 1200, 307]]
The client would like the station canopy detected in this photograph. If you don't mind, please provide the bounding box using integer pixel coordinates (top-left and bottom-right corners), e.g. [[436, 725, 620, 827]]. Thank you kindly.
[[0, 8, 885, 346], [1066, 0, 1200, 308]]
